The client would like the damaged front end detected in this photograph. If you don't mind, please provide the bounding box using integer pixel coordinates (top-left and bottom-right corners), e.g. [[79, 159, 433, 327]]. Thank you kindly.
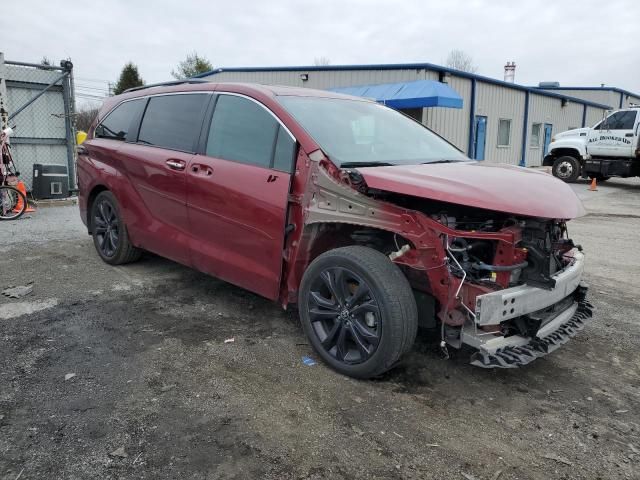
[[292, 157, 593, 369]]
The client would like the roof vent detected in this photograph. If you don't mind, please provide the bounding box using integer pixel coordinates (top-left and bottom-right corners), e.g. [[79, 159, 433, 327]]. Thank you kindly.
[[538, 81, 560, 88]]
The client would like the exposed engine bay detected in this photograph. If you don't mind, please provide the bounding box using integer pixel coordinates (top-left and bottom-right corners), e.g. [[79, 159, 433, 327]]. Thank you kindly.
[[299, 161, 593, 369]]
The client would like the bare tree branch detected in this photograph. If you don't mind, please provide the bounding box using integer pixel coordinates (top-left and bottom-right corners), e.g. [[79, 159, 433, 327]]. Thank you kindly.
[[445, 50, 478, 73], [313, 56, 331, 66]]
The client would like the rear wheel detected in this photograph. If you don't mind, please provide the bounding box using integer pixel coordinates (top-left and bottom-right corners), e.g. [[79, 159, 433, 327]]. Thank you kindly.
[[298, 246, 418, 379], [0, 186, 26, 221], [552, 156, 581, 182], [91, 191, 142, 265]]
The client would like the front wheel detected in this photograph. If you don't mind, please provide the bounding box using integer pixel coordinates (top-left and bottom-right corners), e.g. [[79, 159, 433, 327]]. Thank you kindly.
[[298, 246, 418, 379], [552, 156, 581, 182], [0, 186, 26, 220]]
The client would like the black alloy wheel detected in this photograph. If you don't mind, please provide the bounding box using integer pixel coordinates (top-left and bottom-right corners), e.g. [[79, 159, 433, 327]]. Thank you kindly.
[[94, 197, 119, 258], [299, 246, 418, 379], [307, 266, 381, 364], [90, 191, 142, 265]]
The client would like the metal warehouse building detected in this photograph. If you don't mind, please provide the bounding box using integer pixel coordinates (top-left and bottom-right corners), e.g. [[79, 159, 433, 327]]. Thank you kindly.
[[197, 63, 640, 167]]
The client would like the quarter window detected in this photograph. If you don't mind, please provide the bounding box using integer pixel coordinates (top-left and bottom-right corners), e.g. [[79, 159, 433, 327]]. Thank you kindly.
[[95, 99, 145, 141], [497, 119, 512, 147], [138, 94, 208, 152], [206, 95, 279, 168], [530, 123, 541, 147], [273, 126, 296, 172]]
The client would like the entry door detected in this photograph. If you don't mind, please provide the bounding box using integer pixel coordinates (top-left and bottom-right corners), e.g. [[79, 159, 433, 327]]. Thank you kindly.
[[116, 93, 209, 265], [187, 94, 297, 300], [543, 124, 553, 156], [473, 116, 487, 160], [588, 110, 637, 157]]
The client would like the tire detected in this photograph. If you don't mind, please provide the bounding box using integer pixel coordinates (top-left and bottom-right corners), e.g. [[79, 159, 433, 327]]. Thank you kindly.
[[298, 246, 418, 379], [90, 190, 142, 265], [552, 156, 581, 182], [0, 185, 26, 221]]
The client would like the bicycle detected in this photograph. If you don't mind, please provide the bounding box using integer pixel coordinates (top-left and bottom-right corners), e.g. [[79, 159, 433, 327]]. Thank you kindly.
[[1, 125, 27, 220]]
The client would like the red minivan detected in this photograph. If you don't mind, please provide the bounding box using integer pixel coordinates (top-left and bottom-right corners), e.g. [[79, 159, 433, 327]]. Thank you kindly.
[[78, 80, 593, 378]]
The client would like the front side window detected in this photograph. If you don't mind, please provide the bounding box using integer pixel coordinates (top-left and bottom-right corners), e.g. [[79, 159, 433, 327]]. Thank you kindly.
[[206, 95, 279, 168], [277, 96, 467, 166], [530, 123, 541, 147], [95, 99, 145, 141], [601, 110, 637, 130], [138, 94, 208, 152], [497, 119, 512, 147]]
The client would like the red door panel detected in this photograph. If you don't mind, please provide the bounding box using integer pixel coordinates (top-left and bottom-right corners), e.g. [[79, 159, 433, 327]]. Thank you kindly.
[[187, 155, 290, 299], [117, 143, 193, 265]]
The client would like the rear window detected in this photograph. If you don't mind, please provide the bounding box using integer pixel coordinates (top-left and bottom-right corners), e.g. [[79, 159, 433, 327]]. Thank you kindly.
[[138, 94, 208, 152], [95, 99, 145, 141]]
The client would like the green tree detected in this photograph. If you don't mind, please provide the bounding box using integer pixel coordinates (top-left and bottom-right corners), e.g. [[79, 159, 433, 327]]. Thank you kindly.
[[171, 52, 213, 79], [113, 62, 144, 95]]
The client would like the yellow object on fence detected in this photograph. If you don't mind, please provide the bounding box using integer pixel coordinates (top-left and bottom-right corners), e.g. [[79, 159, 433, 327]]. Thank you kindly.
[[76, 130, 87, 145]]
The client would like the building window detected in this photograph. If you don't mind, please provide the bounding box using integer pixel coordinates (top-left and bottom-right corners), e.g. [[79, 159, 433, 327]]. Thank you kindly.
[[497, 119, 512, 147], [530, 123, 541, 147]]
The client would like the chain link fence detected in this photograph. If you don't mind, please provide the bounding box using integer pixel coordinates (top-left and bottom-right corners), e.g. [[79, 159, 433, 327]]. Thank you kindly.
[[0, 52, 76, 192]]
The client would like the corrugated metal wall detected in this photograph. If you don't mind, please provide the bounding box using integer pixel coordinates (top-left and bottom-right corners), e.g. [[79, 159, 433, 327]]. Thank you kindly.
[[541, 89, 617, 108], [585, 106, 606, 128], [423, 75, 471, 151], [475, 82, 525, 164], [526, 95, 584, 166]]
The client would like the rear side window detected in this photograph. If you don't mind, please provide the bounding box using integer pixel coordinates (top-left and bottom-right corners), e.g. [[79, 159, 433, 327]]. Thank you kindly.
[[206, 95, 279, 168], [95, 99, 145, 141], [138, 94, 208, 152]]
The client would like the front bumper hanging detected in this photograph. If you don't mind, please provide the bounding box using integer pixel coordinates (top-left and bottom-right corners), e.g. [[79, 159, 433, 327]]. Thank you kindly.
[[469, 295, 594, 368]]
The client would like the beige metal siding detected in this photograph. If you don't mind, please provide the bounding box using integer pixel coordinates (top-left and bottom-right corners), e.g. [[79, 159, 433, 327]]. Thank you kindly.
[[540, 88, 617, 108], [621, 94, 640, 107], [475, 82, 525, 164], [585, 106, 606, 127], [526, 94, 584, 166], [204, 68, 438, 90], [423, 76, 471, 152]]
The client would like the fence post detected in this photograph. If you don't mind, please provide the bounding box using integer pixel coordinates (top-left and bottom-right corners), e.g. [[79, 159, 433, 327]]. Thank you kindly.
[[61, 63, 77, 190], [0, 52, 8, 130]]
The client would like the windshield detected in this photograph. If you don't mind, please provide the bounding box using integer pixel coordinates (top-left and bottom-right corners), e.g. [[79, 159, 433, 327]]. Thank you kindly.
[[277, 96, 469, 166]]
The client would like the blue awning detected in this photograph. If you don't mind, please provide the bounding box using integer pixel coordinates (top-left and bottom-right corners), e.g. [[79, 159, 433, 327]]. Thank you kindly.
[[329, 80, 463, 109]]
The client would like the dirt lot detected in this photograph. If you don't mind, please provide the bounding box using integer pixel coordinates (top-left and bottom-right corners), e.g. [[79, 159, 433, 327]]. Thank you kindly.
[[1, 178, 639, 480]]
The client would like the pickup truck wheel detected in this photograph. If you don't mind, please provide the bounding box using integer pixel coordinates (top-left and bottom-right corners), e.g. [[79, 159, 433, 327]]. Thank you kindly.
[[91, 191, 142, 265], [298, 246, 418, 379], [552, 156, 580, 182]]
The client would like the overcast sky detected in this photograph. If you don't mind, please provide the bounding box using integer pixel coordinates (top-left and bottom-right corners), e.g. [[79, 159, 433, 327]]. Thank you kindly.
[[2, 0, 639, 105]]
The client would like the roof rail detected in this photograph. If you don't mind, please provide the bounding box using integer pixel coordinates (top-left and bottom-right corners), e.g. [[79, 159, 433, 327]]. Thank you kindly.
[[123, 79, 211, 94]]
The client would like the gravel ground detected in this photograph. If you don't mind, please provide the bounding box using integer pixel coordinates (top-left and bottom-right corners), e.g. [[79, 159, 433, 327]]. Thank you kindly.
[[1, 178, 639, 480]]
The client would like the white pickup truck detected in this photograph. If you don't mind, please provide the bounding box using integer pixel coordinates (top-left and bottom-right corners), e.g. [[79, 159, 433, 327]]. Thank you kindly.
[[543, 106, 640, 182]]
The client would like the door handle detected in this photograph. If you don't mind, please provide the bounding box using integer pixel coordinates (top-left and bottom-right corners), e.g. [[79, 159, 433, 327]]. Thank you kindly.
[[625, 133, 634, 137], [166, 159, 186, 171]]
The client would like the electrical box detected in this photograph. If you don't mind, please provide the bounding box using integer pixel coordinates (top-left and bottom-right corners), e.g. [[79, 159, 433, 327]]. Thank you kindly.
[[32, 163, 69, 199]]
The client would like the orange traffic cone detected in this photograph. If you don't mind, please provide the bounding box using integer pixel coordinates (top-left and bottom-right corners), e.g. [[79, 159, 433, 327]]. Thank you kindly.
[[588, 177, 598, 192], [12, 181, 35, 213]]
